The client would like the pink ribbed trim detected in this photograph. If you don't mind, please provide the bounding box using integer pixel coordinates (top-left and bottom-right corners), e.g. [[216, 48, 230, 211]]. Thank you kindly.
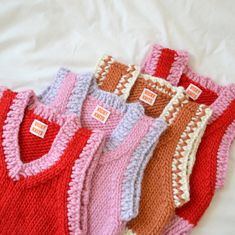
[[141, 44, 163, 75], [168, 51, 189, 86], [141, 44, 189, 86], [79, 135, 105, 235], [2, 90, 80, 181], [183, 66, 224, 94], [183, 68, 235, 188], [31, 99, 78, 126], [216, 120, 235, 189], [163, 215, 193, 235], [209, 84, 235, 123], [183, 67, 235, 123], [67, 130, 104, 235]]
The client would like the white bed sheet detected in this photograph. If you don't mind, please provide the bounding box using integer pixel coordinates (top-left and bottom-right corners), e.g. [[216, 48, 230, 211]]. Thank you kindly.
[[0, 1, 235, 234]]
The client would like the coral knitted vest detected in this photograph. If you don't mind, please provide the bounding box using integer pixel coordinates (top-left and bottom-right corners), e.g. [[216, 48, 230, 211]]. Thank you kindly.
[[0, 87, 104, 235], [94, 56, 212, 235], [39, 69, 167, 235], [141, 44, 235, 234]]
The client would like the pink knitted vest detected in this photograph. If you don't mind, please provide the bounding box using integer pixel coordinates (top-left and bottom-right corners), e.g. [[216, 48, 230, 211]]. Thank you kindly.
[[39, 69, 167, 235]]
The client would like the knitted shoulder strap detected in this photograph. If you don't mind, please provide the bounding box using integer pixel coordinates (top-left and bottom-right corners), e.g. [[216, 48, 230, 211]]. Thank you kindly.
[[141, 44, 189, 86], [39, 68, 93, 116], [95, 55, 140, 101]]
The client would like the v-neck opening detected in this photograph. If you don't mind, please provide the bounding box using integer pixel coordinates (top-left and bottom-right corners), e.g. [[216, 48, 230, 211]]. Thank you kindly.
[[94, 56, 190, 126], [39, 68, 146, 161], [2, 89, 81, 181]]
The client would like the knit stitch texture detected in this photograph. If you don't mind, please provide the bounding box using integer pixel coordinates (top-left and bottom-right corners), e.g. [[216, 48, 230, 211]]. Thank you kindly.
[[141, 44, 235, 234], [0, 87, 104, 235], [40, 69, 166, 235], [94, 56, 212, 235]]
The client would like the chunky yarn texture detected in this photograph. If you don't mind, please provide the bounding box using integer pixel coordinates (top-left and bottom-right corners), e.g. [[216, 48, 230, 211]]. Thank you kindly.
[[0, 87, 104, 235], [142, 44, 235, 234], [40, 69, 166, 235], [94, 56, 212, 235]]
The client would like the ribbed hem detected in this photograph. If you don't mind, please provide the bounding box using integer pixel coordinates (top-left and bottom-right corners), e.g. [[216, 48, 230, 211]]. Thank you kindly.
[[141, 44, 189, 86]]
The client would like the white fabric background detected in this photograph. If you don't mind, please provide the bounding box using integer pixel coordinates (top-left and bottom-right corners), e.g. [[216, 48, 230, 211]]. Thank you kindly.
[[0, 1, 235, 234]]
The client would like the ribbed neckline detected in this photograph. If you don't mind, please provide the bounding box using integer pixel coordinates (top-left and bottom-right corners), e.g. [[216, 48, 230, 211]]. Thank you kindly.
[[94, 56, 188, 126], [2, 89, 81, 181], [183, 66, 235, 124], [39, 68, 146, 160]]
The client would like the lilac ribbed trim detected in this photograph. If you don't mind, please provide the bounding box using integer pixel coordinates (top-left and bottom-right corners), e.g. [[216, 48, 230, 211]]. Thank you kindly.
[[50, 68, 93, 116], [67, 72, 93, 116], [2, 90, 80, 181], [141, 44, 163, 75], [67, 130, 104, 235], [39, 68, 167, 231], [163, 215, 193, 235], [98, 107, 148, 165], [216, 120, 235, 189], [38, 68, 68, 105], [40, 68, 147, 158], [122, 117, 167, 220]]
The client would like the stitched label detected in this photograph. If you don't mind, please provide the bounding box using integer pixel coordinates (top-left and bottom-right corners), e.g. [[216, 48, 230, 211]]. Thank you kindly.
[[186, 84, 202, 100], [91, 105, 111, 124], [30, 120, 48, 138], [139, 88, 157, 106]]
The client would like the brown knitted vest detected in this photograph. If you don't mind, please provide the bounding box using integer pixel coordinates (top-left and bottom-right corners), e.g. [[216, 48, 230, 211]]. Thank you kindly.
[[94, 56, 212, 235]]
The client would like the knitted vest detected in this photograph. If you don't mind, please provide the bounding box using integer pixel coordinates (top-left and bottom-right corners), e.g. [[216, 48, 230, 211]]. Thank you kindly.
[[141, 44, 235, 234], [39, 69, 167, 235], [94, 56, 212, 235], [0, 87, 104, 235]]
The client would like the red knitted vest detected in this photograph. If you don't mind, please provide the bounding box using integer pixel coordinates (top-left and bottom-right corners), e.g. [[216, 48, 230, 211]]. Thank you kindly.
[[0, 88, 104, 235], [142, 45, 235, 234]]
